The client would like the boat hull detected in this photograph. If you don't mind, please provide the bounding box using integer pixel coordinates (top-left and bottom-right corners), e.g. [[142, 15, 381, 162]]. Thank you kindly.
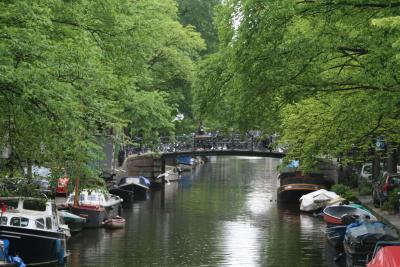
[[323, 205, 376, 226], [70, 203, 121, 228], [0, 226, 66, 265], [103, 217, 125, 229], [109, 188, 134, 203], [128, 184, 148, 200], [277, 184, 324, 203]]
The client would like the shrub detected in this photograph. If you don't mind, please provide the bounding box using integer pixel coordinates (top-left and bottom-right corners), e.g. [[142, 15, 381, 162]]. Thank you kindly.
[[358, 179, 373, 196], [331, 184, 357, 201], [382, 188, 400, 213]]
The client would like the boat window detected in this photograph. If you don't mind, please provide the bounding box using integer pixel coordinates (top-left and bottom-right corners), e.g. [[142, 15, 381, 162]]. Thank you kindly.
[[1, 200, 19, 211], [0, 217, 7, 225], [10, 217, 20, 226], [45, 217, 52, 229], [79, 195, 85, 202], [21, 217, 29, 227], [23, 199, 46, 211], [10, 217, 29, 227], [87, 195, 99, 202], [35, 218, 45, 229]]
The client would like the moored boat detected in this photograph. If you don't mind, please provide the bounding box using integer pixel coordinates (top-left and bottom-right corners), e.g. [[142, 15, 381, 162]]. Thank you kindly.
[[66, 190, 123, 228], [323, 205, 376, 226], [299, 189, 342, 212], [155, 166, 181, 184], [277, 171, 328, 203], [0, 197, 67, 265], [176, 156, 195, 172], [103, 216, 125, 229], [59, 210, 86, 233], [325, 225, 348, 249], [367, 241, 400, 267], [344, 221, 398, 267], [110, 176, 150, 201]]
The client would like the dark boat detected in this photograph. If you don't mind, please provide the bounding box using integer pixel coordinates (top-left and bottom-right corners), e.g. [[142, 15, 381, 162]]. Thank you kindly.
[[325, 225, 348, 249], [110, 176, 150, 201], [0, 197, 67, 265], [58, 210, 86, 233], [344, 221, 398, 267], [323, 205, 377, 226], [277, 171, 327, 203], [66, 190, 123, 228], [367, 241, 400, 267]]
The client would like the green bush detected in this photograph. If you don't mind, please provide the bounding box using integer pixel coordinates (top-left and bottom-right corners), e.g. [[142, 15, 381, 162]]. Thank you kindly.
[[382, 188, 400, 213], [358, 179, 373, 195], [331, 184, 357, 201]]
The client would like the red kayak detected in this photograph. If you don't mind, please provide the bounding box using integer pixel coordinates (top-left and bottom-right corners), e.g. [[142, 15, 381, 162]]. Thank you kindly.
[[367, 242, 400, 267]]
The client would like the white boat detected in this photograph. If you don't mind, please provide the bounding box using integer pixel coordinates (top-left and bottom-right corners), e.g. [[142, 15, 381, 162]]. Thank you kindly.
[[65, 190, 123, 228], [299, 189, 342, 212], [0, 197, 68, 265], [156, 166, 181, 184]]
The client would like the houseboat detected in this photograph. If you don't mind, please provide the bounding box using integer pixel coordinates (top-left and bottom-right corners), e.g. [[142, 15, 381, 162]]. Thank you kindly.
[[277, 171, 328, 203]]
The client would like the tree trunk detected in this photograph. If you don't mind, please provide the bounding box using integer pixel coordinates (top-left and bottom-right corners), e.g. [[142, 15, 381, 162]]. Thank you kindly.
[[372, 152, 381, 181]]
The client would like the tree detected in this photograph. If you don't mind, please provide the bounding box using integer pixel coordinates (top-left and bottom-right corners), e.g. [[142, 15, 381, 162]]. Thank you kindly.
[[0, 0, 205, 179], [194, 0, 400, 168]]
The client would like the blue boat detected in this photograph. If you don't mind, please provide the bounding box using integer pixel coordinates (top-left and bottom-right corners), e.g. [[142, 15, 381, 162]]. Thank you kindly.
[[110, 176, 151, 201], [176, 156, 194, 166]]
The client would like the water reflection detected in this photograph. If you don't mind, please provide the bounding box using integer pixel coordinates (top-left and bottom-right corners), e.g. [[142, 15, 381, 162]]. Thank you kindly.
[[67, 156, 330, 267], [220, 221, 261, 266]]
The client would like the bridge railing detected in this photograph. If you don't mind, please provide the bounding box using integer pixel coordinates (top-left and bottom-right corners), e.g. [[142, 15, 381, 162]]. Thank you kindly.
[[154, 137, 277, 153]]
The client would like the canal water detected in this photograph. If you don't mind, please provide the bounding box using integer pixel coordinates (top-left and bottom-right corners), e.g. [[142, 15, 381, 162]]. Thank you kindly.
[[67, 156, 340, 267]]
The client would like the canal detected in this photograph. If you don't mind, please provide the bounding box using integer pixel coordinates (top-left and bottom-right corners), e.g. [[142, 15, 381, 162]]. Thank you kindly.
[[66, 156, 339, 267]]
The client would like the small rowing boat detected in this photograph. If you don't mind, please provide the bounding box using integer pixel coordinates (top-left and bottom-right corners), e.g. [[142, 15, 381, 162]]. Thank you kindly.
[[323, 205, 376, 226], [103, 216, 125, 229]]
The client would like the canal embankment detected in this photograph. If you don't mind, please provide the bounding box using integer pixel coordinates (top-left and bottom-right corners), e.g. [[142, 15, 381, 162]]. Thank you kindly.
[[356, 193, 400, 232]]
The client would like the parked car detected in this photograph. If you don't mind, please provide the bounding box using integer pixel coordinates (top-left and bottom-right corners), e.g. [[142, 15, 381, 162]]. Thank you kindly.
[[34, 179, 54, 197], [56, 176, 70, 197], [372, 172, 400, 207], [360, 163, 384, 182]]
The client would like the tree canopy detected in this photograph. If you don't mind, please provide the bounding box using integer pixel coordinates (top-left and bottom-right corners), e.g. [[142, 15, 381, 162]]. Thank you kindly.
[[0, 0, 205, 177], [194, 0, 400, 168]]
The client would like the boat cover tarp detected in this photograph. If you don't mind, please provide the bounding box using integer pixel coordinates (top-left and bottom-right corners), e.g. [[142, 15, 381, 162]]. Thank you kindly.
[[59, 210, 86, 222], [367, 246, 400, 267], [176, 156, 193, 165], [345, 221, 398, 251], [300, 189, 340, 211]]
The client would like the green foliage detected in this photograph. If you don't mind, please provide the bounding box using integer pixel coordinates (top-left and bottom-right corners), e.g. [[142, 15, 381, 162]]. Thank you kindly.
[[0, 0, 205, 183], [194, 0, 400, 168], [382, 188, 400, 213], [331, 184, 357, 201], [358, 179, 373, 196]]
